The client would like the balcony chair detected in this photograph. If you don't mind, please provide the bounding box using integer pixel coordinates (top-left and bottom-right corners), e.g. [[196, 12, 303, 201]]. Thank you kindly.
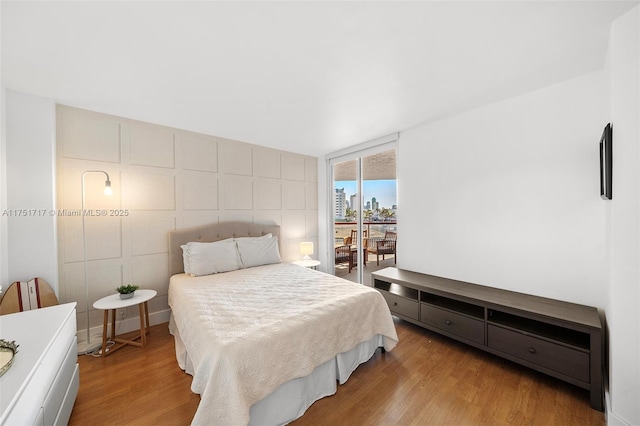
[[343, 229, 367, 245], [366, 231, 397, 265], [335, 244, 356, 273]]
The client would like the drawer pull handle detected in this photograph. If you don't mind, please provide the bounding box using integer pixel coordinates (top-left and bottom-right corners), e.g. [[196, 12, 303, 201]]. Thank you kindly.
[[445, 320, 452, 325], [528, 347, 536, 354]]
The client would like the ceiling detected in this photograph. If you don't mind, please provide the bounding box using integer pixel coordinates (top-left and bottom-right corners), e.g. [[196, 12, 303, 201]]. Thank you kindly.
[[2, 1, 636, 157]]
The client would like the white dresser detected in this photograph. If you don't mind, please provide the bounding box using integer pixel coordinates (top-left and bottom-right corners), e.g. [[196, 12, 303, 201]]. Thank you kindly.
[[0, 303, 79, 425]]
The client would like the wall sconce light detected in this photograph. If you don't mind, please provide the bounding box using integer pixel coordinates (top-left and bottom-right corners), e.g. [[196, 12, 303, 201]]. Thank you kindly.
[[300, 242, 314, 260], [78, 170, 112, 355]]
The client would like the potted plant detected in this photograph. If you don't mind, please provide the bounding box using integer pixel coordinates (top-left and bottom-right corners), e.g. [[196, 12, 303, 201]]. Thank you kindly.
[[116, 284, 139, 299]]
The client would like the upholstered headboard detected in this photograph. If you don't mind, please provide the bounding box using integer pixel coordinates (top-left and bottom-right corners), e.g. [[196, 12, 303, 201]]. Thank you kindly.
[[169, 221, 281, 276]]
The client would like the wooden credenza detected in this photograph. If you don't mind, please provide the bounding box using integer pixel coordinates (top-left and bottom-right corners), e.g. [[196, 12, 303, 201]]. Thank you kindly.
[[0, 303, 79, 425], [371, 268, 603, 411]]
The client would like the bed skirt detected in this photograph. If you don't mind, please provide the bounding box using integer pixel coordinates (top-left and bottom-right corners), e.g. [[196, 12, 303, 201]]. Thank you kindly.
[[169, 314, 383, 425]]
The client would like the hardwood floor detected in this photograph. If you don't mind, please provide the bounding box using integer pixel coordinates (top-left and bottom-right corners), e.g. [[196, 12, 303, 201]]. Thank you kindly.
[[68, 325, 200, 425], [69, 319, 604, 425]]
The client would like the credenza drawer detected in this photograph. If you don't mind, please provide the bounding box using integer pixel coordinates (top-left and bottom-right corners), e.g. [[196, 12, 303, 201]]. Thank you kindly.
[[421, 304, 484, 345], [487, 324, 589, 383], [379, 291, 419, 320], [371, 269, 603, 411]]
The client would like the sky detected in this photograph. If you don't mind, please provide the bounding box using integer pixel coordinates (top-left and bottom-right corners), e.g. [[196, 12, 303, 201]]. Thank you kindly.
[[335, 179, 397, 210]]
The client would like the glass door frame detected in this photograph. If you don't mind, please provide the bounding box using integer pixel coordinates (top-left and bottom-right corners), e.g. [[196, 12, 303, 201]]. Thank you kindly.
[[326, 135, 398, 284], [331, 157, 365, 284]]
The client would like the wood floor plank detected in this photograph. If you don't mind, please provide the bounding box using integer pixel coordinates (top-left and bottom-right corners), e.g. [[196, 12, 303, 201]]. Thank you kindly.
[[68, 318, 604, 425]]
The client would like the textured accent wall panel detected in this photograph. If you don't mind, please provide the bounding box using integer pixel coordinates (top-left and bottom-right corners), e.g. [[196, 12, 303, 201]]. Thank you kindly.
[[61, 217, 84, 263], [181, 214, 221, 229], [56, 105, 319, 338], [306, 184, 318, 210], [281, 213, 306, 240], [87, 264, 124, 302], [256, 148, 281, 178], [131, 216, 176, 256], [62, 217, 122, 262], [256, 180, 282, 210], [306, 212, 319, 237], [60, 264, 84, 311], [255, 213, 282, 227], [305, 158, 318, 182], [183, 171, 218, 210], [283, 181, 306, 210], [130, 123, 175, 168], [131, 254, 170, 293], [220, 139, 253, 176], [84, 217, 123, 261], [218, 213, 254, 223], [58, 166, 121, 215], [59, 109, 121, 163], [279, 240, 299, 264], [221, 176, 253, 210], [125, 170, 175, 210], [282, 153, 306, 181], [179, 131, 218, 172]]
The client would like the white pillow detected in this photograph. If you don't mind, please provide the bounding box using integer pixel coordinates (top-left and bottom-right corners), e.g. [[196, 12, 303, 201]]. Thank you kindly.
[[233, 233, 272, 241], [180, 244, 192, 275], [236, 235, 281, 268], [183, 239, 242, 276]]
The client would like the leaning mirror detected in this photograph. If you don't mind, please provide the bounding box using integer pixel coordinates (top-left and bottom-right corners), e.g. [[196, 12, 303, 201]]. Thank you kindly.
[[0, 339, 19, 377]]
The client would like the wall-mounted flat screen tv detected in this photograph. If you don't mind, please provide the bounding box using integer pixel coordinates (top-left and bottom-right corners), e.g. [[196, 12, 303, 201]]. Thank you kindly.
[[600, 123, 612, 200]]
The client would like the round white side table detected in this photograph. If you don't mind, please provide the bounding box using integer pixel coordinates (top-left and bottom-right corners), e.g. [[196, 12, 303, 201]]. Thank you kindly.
[[93, 289, 157, 356], [292, 259, 321, 270]]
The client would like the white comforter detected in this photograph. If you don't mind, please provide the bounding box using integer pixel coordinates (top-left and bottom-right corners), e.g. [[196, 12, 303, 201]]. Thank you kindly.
[[168, 262, 398, 425]]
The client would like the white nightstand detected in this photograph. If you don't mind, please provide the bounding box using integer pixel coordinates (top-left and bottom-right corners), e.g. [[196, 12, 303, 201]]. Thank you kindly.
[[93, 289, 157, 357], [292, 259, 321, 270]]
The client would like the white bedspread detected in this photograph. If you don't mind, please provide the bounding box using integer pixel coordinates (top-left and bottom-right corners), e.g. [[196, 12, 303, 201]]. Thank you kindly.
[[168, 262, 398, 425]]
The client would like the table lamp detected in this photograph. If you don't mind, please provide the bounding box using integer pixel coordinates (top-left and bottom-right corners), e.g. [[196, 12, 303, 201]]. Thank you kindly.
[[300, 242, 314, 260]]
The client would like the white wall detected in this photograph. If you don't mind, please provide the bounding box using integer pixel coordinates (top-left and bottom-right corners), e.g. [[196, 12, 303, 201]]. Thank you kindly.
[[4, 90, 58, 292], [0, 97, 6, 290], [0, 2, 6, 290], [399, 71, 606, 307], [607, 6, 640, 425]]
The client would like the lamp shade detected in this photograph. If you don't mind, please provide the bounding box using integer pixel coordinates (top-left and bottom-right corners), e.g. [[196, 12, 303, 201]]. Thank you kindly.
[[300, 242, 314, 259]]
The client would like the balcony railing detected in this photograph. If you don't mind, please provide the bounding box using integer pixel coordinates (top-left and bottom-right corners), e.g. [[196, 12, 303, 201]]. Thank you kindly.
[[334, 221, 397, 243]]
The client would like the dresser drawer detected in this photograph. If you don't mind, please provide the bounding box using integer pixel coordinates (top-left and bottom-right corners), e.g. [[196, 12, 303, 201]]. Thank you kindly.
[[379, 291, 419, 320], [0, 304, 78, 425], [488, 324, 590, 383], [43, 336, 78, 425], [421, 304, 484, 345], [54, 364, 79, 426]]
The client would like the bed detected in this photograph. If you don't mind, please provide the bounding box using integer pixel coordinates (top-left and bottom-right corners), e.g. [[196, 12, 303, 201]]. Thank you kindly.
[[167, 222, 399, 425]]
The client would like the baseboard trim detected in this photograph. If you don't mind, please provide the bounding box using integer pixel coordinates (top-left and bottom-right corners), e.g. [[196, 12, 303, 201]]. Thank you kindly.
[[605, 370, 631, 426], [77, 308, 171, 344]]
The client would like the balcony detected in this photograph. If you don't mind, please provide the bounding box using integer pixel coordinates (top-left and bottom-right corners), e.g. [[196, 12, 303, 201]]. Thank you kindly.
[[334, 221, 396, 242], [334, 221, 397, 284]]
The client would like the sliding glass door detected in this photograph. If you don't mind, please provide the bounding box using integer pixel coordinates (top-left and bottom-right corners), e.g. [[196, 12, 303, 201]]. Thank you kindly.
[[331, 146, 397, 284], [333, 158, 361, 283]]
